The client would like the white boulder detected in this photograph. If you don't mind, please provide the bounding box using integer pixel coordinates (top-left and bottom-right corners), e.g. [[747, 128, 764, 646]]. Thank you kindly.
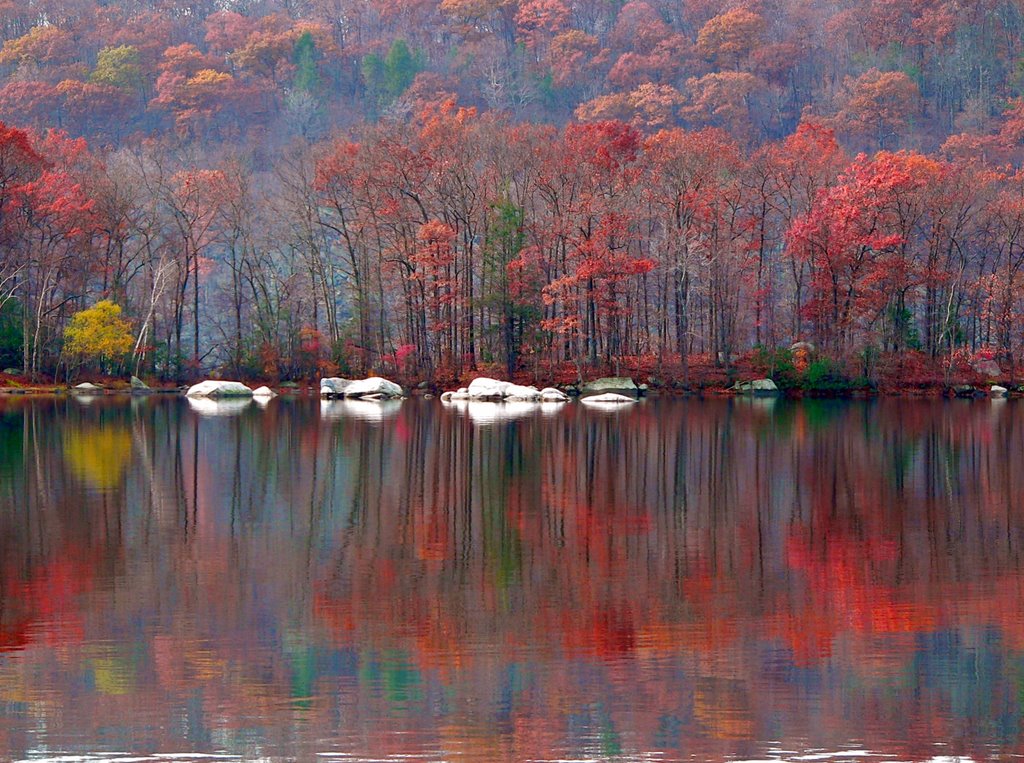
[[504, 383, 542, 401], [252, 385, 277, 398], [467, 377, 510, 399], [444, 378, 568, 403], [344, 376, 404, 399], [320, 378, 353, 397], [540, 387, 569, 402], [185, 380, 253, 398], [991, 385, 1009, 398]]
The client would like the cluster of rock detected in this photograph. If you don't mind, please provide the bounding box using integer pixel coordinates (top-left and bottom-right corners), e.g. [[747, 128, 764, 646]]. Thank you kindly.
[[731, 378, 779, 395], [441, 377, 570, 403], [185, 380, 277, 399], [951, 383, 1015, 399], [320, 376, 404, 400]]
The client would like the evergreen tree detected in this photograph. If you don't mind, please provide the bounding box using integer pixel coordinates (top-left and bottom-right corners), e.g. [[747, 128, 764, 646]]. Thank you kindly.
[[292, 31, 319, 94], [383, 40, 420, 100]]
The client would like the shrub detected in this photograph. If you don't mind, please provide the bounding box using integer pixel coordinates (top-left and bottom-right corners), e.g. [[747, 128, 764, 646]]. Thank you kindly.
[[752, 346, 800, 389], [802, 357, 858, 393]]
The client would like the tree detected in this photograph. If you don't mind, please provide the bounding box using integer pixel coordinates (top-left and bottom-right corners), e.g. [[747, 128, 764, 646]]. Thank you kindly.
[[90, 46, 143, 92], [547, 30, 598, 90], [204, 10, 257, 55], [292, 30, 319, 94], [787, 152, 923, 356], [515, 0, 570, 50], [63, 300, 133, 373], [577, 84, 683, 130], [681, 72, 761, 138], [384, 40, 422, 100], [0, 82, 62, 129], [362, 40, 423, 109], [695, 9, 765, 69], [0, 26, 78, 69], [836, 68, 921, 149], [56, 80, 134, 138], [15, 130, 100, 377]]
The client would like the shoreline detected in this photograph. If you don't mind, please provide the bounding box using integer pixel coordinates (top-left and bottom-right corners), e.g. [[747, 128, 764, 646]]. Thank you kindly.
[[0, 383, 1015, 400]]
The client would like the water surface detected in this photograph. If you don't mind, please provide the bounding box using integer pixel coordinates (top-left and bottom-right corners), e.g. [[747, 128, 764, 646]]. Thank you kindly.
[[0, 395, 1022, 762]]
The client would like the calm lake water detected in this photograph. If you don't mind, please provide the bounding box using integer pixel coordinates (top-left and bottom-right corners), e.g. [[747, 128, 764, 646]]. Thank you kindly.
[[0, 394, 1023, 762]]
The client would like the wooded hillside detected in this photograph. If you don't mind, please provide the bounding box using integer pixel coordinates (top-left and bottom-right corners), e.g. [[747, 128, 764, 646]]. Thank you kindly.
[[1, 0, 1023, 386]]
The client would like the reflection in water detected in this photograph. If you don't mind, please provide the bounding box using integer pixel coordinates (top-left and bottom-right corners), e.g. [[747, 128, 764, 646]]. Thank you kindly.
[[186, 397, 253, 417], [320, 398, 403, 422], [0, 396, 1023, 761], [444, 399, 543, 424], [63, 422, 132, 489]]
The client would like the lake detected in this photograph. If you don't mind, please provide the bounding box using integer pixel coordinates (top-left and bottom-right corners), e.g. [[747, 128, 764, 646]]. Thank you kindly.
[[0, 394, 1022, 762]]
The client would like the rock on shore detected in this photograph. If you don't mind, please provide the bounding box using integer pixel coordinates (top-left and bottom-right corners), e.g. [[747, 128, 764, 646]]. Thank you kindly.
[[320, 378, 352, 397], [185, 380, 253, 398], [319, 376, 403, 399], [581, 377, 638, 397], [732, 378, 779, 395], [440, 377, 569, 403], [540, 387, 570, 402]]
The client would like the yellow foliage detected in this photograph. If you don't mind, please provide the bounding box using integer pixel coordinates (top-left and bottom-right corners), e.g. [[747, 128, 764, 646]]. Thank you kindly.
[[89, 45, 142, 90], [63, 300, 134, 363], [0, 26, 76, 66]]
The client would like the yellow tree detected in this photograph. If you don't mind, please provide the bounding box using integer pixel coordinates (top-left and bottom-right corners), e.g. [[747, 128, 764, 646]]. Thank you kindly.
[[63, 300, 134, 375]]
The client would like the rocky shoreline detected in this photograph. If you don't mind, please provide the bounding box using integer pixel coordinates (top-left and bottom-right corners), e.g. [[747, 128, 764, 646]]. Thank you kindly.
[[0, 374, 1021, 400]]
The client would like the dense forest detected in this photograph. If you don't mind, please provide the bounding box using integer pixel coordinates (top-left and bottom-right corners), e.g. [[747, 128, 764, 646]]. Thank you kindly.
[[3, 0, 1024, 385]]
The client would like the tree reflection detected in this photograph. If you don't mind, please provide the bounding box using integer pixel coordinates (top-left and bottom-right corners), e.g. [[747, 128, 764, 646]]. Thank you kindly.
[[0, 397, 1022, 760]]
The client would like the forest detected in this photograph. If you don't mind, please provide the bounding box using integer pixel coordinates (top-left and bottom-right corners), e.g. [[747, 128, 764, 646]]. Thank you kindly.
[[2, 0, 1024, 387]]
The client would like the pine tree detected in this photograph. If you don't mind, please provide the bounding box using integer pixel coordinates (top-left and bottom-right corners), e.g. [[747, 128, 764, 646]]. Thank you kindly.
[[292, 31, 319, 94]]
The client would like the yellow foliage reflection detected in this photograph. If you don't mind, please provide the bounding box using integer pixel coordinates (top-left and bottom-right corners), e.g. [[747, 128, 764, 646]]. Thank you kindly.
[[91, 655, 135, 695], [63, 425, 132, 490]]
